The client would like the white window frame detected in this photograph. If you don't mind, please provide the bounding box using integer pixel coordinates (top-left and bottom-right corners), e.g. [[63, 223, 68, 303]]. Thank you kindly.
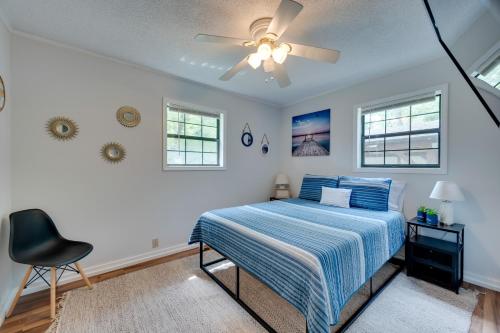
[[162, 97, 226, 171], [468, 40, 500, 99], [353, 84, 448, 174]]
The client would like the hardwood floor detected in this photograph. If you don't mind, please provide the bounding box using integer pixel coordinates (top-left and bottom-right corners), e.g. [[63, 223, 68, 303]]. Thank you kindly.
[[1, 249, 498, 333]]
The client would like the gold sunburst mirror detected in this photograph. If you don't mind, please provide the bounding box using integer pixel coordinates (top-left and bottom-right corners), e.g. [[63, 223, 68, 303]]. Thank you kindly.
[[101, 142, 126, 163], [0, 75, 5, 112], [47, 117, 79, 140], [116, 106, 141, 127]]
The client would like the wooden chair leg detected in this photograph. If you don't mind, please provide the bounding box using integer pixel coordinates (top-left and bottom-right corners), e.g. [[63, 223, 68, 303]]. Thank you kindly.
[[50, 267, 56, 320], [6, 266, 33, 317], [75, 262, 93, 289]]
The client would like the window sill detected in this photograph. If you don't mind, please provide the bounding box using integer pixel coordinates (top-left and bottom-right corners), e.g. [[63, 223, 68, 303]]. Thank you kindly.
[[353, 166, 447, 175], [163, 165, 226, 171]]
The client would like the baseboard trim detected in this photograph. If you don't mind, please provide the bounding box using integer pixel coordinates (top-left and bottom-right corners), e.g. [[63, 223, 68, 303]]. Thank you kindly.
[[0, 287, 19, 325], [464, 271, 500, 292], [22, 243, 198, 295]]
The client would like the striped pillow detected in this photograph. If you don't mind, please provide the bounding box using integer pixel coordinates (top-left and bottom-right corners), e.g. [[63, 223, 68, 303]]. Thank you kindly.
[[338, 176, 392, 211], [299, 174, 339, 201]]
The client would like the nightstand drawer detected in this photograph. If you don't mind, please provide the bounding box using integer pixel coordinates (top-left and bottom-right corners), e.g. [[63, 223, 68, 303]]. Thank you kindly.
[[412, 262, 452, 287], [413, 246, 453, 267]]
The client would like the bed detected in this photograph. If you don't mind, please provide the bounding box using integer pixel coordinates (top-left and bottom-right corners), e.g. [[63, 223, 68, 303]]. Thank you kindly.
[[189, 198, 405, 333]]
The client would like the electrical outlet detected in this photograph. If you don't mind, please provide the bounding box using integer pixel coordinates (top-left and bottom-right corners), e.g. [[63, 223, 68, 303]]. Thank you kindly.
[[152, 238, 159, 248]]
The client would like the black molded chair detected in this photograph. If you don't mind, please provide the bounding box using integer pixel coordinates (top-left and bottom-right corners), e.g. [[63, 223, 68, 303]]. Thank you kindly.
[[7, 209, 93, 319]]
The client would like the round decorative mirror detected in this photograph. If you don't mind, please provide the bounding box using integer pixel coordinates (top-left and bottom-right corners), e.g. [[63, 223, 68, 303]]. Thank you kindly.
[[101, 142, 126, 163], [261, 134, 270, 155], [47, 117, 78, 140], [241, 123, 253, 147], [116, 106, 141, 127], [0, 75, 6, 112], [241, 132, 253, 147]]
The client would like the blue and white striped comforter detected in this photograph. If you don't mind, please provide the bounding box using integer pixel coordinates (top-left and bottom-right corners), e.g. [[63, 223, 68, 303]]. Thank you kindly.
[[189, 198, 405, 333]]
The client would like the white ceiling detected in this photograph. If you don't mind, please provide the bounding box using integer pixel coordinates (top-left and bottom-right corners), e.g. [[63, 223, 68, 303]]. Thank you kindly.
[[0, 0, 481, 107]]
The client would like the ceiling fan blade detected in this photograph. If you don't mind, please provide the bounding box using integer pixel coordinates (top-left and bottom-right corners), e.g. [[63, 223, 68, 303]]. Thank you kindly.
[[266, 0, 303, 39], [273, 63, 291, 88], [219, 57, 249, 81], [287, 43, 341, 63], [194, 34, 254, 47]]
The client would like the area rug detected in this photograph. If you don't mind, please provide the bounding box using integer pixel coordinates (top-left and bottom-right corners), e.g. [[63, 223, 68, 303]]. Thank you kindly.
[[48, 252, 478, 333]]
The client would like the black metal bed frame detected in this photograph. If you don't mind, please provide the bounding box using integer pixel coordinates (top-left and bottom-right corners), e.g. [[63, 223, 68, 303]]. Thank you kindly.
[[199, 242, 404, 333]]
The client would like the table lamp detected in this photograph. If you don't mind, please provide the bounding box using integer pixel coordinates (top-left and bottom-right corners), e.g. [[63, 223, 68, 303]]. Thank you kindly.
[[274, 174, 290, 199], [429, 181, 464, 225]]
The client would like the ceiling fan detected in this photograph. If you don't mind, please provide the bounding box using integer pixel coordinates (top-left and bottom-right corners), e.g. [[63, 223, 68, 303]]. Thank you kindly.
[[194, 0, 340, 88]]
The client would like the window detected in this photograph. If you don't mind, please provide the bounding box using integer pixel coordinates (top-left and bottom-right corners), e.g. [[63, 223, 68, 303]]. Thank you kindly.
[[469, 41, 500, 99], [354, 85, 447, 173], [473, 55, 500, 91], [163, 99, 225, 170]]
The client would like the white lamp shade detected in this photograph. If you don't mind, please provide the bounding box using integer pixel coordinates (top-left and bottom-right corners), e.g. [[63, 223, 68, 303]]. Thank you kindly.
[[429, 181, 465, 202], [275, 174, 289, 185]]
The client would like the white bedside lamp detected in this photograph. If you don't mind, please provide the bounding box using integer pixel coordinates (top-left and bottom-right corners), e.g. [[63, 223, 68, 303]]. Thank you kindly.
[[274, 174, 290, 199], [429, 181, 465, 225]]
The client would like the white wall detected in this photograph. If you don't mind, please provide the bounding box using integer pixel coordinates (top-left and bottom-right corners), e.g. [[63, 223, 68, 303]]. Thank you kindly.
[[0, 16, 14, 322], [10, 34, 282, 284], [280, 56, 500, 291]]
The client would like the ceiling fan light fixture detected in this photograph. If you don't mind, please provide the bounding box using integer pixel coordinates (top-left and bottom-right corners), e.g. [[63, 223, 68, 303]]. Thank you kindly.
[[257, 42, 272, 60], [263, 58, 275, 73], [248, 53, 261, 69], [272, 43, 291, 64]]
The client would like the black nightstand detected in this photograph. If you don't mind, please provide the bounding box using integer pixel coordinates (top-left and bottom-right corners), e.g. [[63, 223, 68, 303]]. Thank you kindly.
[[405, 217, 464, 293]]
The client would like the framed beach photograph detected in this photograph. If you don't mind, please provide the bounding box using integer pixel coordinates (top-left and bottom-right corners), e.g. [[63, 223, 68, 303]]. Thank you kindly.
[[292, 109, 330, 157]]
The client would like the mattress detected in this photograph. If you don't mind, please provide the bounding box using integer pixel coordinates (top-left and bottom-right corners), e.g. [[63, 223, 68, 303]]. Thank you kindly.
[[189, 198, 405, 333]]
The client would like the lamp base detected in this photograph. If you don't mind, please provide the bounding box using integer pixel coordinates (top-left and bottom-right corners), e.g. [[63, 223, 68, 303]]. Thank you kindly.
[[439, 201, 454, 225], [275, 189, 290, 199]]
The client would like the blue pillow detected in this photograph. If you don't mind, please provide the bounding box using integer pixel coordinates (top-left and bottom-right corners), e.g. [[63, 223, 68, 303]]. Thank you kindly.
[[338, 176, 392, 211], [299, 174, 339, 201]]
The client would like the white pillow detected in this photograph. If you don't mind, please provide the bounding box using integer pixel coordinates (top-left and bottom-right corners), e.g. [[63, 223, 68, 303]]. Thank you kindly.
[[389, 180, 406, 212], [320, 187, 352, 208]]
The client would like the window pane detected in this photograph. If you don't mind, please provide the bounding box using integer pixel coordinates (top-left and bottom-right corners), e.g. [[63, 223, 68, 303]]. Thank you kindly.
[[186, 152, 202, 165], [411, 113, 439, 130], [385, 135, 409, 151], [203, 153, 218, 165], [167, 151, 185, 165], [167, 110, 185, 122], [411, 98, 440, 115], [202, 126, 217, 139], [185, 113, 201, 124], [386, 117, 410, 133], [364, 138, 384, 151], [411, 133, 439, 149], [364, 121, 385, 135], [385, 150, 409, 165], [167, 110, 179, 122], [365, 110, 385, 122], [186, 139, 202, 152], [185, 123, 202, 137], [364, 151, 384, 164], [386, 106, 410, 119], [167, 121, 184, 135], [167, 138, 185, 151], [202, 116, 217, 127], [204, 141, 218, 153], [476, 56, 500, 89], [410, 149, 439, 165]]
